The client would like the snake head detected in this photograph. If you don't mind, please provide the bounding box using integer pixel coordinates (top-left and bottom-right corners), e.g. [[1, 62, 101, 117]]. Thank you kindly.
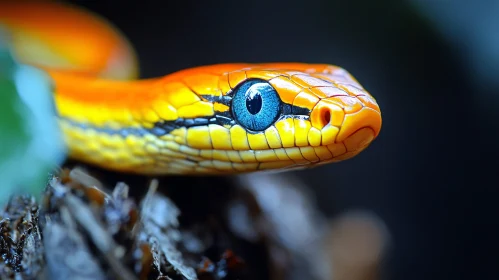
[[150, 63, 381, 175], [0, 2, 381, 175]]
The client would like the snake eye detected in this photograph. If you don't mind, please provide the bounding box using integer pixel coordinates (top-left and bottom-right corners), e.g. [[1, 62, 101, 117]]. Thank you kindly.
[[231, 79, 281, 131]]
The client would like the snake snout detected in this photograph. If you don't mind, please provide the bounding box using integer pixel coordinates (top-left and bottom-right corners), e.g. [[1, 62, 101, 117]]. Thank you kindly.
[[334, 96, 382, 155], [309, 92, 381, 161]]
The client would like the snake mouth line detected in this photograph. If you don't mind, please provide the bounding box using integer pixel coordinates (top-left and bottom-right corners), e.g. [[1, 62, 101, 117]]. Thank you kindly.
[[154, 126, 377, 174]]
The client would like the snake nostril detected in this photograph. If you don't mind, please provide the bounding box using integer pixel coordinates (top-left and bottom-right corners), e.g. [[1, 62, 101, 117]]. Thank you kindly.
[[321, 108, 331, 127], [323, 109, 331, 127], [311, 100, 343, 130]]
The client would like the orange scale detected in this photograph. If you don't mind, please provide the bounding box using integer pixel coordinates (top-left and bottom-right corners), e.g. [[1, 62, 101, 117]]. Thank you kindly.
[[291, 74, 331, 88], [335, 107, 382, 142], [311, 74, 336, 83], [283, 71, 306, 76], [228, 71, 247, 88], [218, 73, 231, 94], [245, 70, 284, 80], [183, 73, 221, 96], [292, 91, 320, 111], [268, 77, 303, 105], [357, 94, 380, 112], [337, 83, 365, 96], [329, 96, 363, 113], [334, 76, 360, 87], [311, 87, 349, 98]]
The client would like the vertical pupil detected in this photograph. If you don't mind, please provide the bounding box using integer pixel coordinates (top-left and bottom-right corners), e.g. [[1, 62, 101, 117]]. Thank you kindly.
[[246, 93, 262, 115]]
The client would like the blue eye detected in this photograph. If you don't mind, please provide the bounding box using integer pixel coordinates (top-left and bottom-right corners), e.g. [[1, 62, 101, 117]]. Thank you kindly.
[[231, 79, 281, 132]]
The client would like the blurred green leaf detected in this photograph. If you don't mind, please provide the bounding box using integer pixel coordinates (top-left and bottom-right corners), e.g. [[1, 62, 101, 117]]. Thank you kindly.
[[0, 26, 66, 205]]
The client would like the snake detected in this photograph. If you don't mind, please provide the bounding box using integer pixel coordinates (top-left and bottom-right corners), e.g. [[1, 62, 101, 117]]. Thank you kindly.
[[0, 2, 382, 176]]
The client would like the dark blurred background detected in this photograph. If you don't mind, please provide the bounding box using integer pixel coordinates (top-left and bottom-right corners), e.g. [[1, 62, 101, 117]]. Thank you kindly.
[[68, 0, 499, 279]]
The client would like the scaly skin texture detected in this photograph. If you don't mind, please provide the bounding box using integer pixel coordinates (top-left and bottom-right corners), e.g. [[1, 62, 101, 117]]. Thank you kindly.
[[0, 2, 382, 175]]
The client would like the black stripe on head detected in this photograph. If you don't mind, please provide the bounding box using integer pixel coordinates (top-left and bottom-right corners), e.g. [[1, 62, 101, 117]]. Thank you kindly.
[[151, 117, 219, 136], [282, 102, 310, 116], [60, 107, 312, 140], [151, 94, 312, 136], [61, 93, 314, 138]]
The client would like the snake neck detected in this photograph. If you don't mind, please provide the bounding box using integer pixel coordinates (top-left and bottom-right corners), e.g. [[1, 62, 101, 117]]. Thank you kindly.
[[47, 69, 161, 128]]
